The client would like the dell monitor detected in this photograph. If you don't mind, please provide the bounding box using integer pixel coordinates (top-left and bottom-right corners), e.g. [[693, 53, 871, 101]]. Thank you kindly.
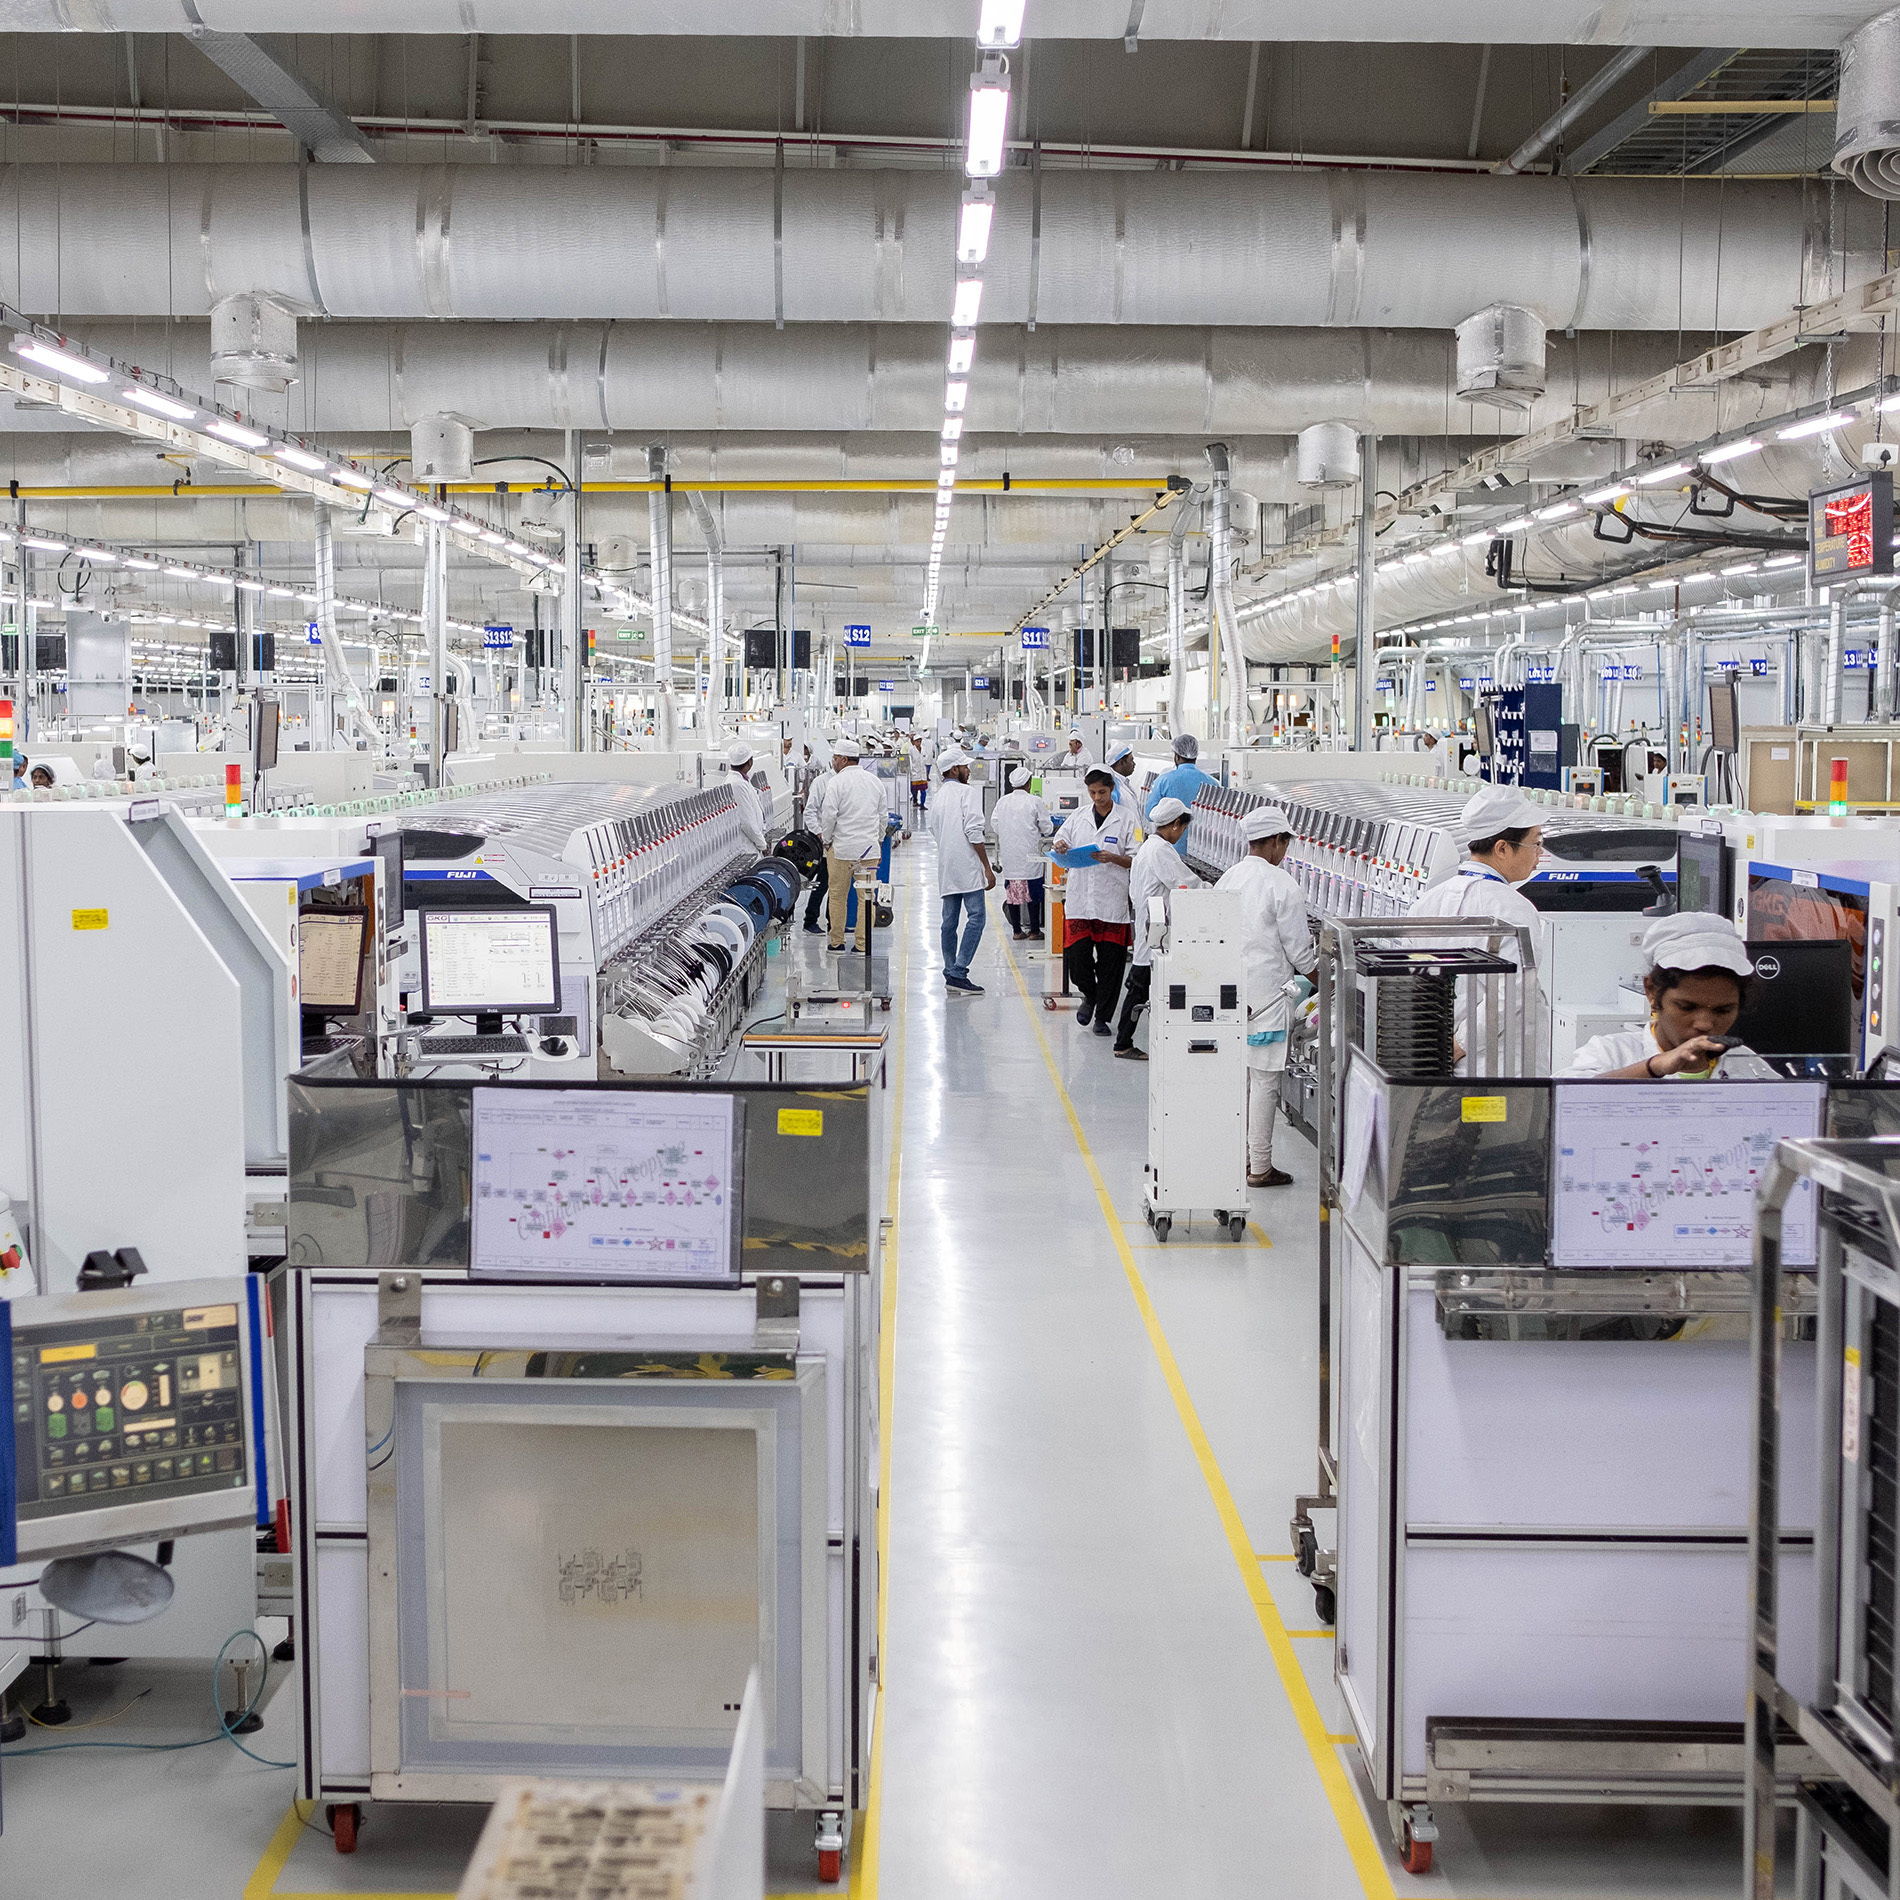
[[1734, 938, 1856, 1059], [418, 906, 561, 1033]]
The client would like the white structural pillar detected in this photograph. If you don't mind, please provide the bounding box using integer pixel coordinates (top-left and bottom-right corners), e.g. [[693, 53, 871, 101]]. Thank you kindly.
[[685, 489, 726, 737], [646, 446, 679, 749], [1355, 432, 1379, 751], [424, 518, 449, 783], [1205, 443, 1250, 747], [563, 427, 586, 751]]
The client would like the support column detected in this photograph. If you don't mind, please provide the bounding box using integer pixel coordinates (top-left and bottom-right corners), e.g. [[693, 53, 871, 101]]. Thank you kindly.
[[646, 446, 678, 751], [1355, 433, 1379, 752], [563, 428, 585, 752], [424, 518, 449, 785]]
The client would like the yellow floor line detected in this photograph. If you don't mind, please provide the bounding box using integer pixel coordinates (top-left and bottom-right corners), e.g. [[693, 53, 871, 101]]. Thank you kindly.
[[1288, 1630, 1336, 1639], [246, 886, 916, 1900], [1256, 1553, 1297, 1562], [1001, 939, 1397, 1900]]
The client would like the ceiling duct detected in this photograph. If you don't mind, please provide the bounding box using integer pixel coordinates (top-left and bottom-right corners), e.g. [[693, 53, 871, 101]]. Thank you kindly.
[[1836, 4, 1900, 197], [1454, 303, 1547, 410], [208, 291, 298, 394], [410, 415, 474, 483], [1297, 421, 1360, 488], [0, 165, 1869, 332]]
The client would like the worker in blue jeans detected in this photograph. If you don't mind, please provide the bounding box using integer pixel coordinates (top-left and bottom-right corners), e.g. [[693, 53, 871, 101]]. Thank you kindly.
[[926, 744, 994, 997]]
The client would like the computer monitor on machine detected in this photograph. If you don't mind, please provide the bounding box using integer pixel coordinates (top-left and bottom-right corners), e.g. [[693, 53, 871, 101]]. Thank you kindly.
[[418, 905, 561, 1036], [299, 907, 369, 1039]]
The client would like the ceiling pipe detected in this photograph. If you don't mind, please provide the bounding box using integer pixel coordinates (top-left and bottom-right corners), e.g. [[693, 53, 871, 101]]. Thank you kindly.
[[1, 165, 1867, 331], [1494, 44, 1655, 176]]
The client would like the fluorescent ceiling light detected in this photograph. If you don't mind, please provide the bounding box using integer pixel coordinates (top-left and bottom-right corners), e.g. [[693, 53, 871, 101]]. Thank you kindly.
[[952, 277, 984, 328], [21, 536, 67, 552], [206, 574, 237, 589], [942, 418, 964, 442], [965, 70, 1010, 177], [1721, 561, 1759, 576], [1700, 438, 1762, 466], [272, 443, 328, 472], [1634, 461, 1692, 485], [1461, 528, 1493, 545], [1583, 484, 1630, 505], [419, 504, 452, 522], [80, 548, 117, 565], [208, 418, 269, 449], [948, 336, 975, 375], [120, 384, 197, 421], [330, 468, 373, 490], [977, 0, 1025, 46], [1763, 552, 1806, 568], [1587, 588, 1613, 600], [1777, 411, 1854, 440], [16, 339, 109, 384], [957, 193, 995, 264], [938, 470, 956, 488], [478, 529, 508, 545], [945, 380, 969, 414], [296, 592, 319, 604], [121, 555, 160, 570], [163, 564, 199, 578], [267, 586, 295, 598], [1497, 516, 1533, 533], [373, 486, 410, 507], [1535, 502, 1577, 521], [234, 578, 266, 593], [505, 540, 534, 557]]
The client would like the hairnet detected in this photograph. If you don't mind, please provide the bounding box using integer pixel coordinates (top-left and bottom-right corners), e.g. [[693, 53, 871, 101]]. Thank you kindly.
[[1642, 912, 1754, 979], [1009, 766, 1032, 788], [1107, 741, 1135, 765], [1243, 805, 1293, 840], [1084, 767, 1116, 788], [832, 737, 862, 760], [725, 741, 754, 768], [1149, 796, 1191, 827], [1172, 734, 1199, 760], [937, 745, 970, 771], [1455, 785, 1541, 847]]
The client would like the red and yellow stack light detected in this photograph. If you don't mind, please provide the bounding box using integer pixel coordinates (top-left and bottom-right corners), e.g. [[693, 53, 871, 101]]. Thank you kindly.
[[225, 762, 243, 812], [0, 697, 13, 765], [1830, 755, 1850, 816]]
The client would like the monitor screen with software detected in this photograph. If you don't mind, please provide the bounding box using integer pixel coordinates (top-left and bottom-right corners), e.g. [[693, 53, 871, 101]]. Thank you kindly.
[[419, 907, 561, 1016], [299, 908, 368, 1013], [1708, 678, 1740, 753]]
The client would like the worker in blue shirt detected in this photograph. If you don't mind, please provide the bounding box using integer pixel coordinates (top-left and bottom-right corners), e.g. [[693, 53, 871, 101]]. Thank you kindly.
[[1144, 734, 1216, 857]]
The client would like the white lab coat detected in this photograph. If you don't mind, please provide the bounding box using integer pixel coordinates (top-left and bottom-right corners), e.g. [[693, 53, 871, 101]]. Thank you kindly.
[[1563, 1025, 1756, 1078], [927, 778, 991, 895], [802, 763, 832, 834], [819, 763, 886, 861], [1408, 861, 1547, 1063], [992, 789, 1054, 881], [1216, 853, 1317, 1070], [1053, 803, 1137, 923], [728, 771, 767, 853], [1128, 833, 1203, 967]]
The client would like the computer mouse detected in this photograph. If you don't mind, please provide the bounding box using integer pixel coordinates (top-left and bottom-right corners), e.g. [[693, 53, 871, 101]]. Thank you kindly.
[[539, 1036, 570, 1057]]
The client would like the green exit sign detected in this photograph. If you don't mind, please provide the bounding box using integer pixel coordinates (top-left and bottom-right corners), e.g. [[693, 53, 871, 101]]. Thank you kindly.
[[911, 624, 940, 638], [615, 628, 644, 642]]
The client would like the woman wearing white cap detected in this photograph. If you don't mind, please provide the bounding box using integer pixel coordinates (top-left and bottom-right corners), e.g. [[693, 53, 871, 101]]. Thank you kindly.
[[1563, 914, 1756, 1078], [1111, 798, 1203, 1058], [993, 764, 1054, 940], [1051, 767, 1139, 1035], [1409, 785, 1547, 1061], [724, 741, 768, 854], [1216, 805, 1317, 1186]]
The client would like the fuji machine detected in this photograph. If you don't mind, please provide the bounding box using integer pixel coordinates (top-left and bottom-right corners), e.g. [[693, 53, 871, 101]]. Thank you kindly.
[[1141, 888, 1250, 1244]]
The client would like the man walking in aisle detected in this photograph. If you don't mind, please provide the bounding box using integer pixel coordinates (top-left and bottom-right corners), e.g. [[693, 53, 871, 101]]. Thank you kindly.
[[927, 745, 996, 997], [818, 737, 886, 954]]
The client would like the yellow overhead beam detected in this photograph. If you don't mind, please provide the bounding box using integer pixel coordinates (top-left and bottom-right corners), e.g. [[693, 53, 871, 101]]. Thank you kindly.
[[1649, 98, 1836, 113]]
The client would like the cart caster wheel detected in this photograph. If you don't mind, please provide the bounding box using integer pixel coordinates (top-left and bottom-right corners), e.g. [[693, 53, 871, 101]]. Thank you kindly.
[[1228, 1213, 1247, 1242], [1400, 1834, 1433, 1876], [1295, 1526, 1318, 1579], [329, 1804, 361, 1854], [1153, 1215, 1171, 1244], [817, 1847, 842, 1883], [814, 1810, 845, 1884], [1313, 1584, 1336, 1626]]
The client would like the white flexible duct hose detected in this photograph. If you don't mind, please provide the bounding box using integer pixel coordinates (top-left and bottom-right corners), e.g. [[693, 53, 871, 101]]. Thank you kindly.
[[1206, 445, 1251, 747], [647, 448, 677, 751]]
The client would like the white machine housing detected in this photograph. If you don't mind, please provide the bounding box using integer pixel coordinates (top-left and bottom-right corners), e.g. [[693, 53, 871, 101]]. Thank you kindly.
[[1143, 887, 1249, 1231]]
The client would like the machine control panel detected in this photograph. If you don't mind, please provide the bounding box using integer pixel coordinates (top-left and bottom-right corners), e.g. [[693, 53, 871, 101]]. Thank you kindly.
[[10, 1297, 248, 1525]]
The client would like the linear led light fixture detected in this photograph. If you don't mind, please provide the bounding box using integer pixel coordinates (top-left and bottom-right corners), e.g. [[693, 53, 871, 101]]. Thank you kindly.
[[958, 186, 995, 264], [208, 417, 269, 449], [965, 61, 1011, 177], [978, 0, 1025, 46], [162, 564, 199, 578], [272, 443, 328, 473], [20, 535, 67, 552], [14, 337, 109, 384], [942, 418, 964, 442], [951, 276, 984, 328], [1534, 502, 1578, 521], [1763, 552, 1806, 568], [1460, 528, 1494, 545], [948, 336, 975, 376], [373, 486, 410, 507], [1583, 483, 1630, 506], [1700, 438, 1762, 466], [945, 380, 969, 414], [1778, 410, 1855, 440], [121, 555, 160, 570], [1721, 561, 1760, 576], [1634, 461, 1693, 486], [330, 468, 374, 491], [418, 503, 452, 522], [120, 383, 198, 422], [1497, 516, 1534, 533]]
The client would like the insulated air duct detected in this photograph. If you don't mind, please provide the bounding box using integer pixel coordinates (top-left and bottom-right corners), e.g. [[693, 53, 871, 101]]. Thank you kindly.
[[1454, 303, 1547, 410], [209, 290, 298, 393], [1297, 421, 1360, 488], [1836, 4, 1900, 197], [1, 165, 1869, 331]]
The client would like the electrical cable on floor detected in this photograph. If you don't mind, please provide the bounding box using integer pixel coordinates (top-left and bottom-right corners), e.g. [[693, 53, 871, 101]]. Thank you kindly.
[[29, 1685, 150, 1729], [0, 1628, 294, 1767]]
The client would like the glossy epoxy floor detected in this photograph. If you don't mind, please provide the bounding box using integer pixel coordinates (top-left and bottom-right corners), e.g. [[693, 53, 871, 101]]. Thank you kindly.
[[0, 832, 1776, 1897]]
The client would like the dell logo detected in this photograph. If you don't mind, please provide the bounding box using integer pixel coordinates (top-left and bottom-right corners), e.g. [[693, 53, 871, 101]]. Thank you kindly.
[[1756, 954, 1781, 980]]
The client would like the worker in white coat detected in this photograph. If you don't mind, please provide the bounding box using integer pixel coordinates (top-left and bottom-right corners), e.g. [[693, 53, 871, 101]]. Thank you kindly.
[[1216, 805, 1317, 1187], [1407, 784, 1547, 1067], [817, 736, 887, 954], [1564, 914, 1757, 1078], [1051, 766, 1138, 1038], [799, 746, 835, 933], [926, 745, 996, 996], [724, 741, 768, 854], [993, 764, 1054, 940], [1112, 797, 1203, 1059]]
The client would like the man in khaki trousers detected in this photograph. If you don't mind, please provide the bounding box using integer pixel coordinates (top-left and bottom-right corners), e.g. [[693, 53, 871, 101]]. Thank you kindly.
[[818, 736, 886, 953]]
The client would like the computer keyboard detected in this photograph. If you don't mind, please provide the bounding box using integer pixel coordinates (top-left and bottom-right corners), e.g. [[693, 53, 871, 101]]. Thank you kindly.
[[301, 1035, 362, 1057], [418, 1033, 532, 1058]]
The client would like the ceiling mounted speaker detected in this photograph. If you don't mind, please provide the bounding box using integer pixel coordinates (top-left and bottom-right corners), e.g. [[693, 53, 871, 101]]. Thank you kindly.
[[1455, 303, 1547, 411], [1296, 420, 1359, 489], [1837, 5, 1900, 197]]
